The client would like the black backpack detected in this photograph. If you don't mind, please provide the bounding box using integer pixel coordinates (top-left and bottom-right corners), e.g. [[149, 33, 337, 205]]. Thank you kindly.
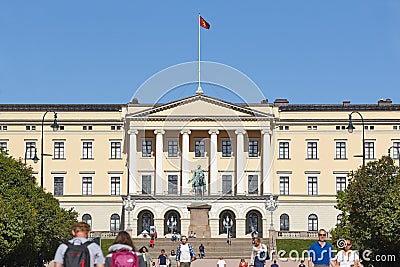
[[63, 240, 93, 267]]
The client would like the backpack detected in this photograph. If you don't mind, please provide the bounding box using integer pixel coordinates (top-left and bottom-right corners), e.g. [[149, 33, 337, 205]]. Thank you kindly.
[[63, 240, 92, 267], [111, 249, 137, 267]]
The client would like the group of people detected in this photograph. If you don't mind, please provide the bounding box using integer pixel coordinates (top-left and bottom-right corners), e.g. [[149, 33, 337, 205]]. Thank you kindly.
[[53, 222, 359, 267]]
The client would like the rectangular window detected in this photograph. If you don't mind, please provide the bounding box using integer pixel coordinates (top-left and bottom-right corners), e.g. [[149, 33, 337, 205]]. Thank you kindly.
[[222, 175, 232, 195], [142, 175, 151, 194], [168, 175, 178, 194], [82, 142, 93, 159], [110, 177, 121, 195], [195, 140, 205, 157], [168, 140, 179, 157], [393, 142, 400, 159], [365, 142, 375, 159], [54, 142, 65, 159], [54, 177, 64, 196], [0, 141, 7, 151], [82, 177, 92, 195], [308, 176, 318, 195], [307, 141, 318, 159], [335, 141, 346, 159], [248, 175, 258, 194], [248, 140, 259, 157], [142, 140, 152, 157], [83, 125, 93, 131], [278, 142, 290, 159], [279, 176, 289, 195], [1, 125, 7, 131], [336, 177, 346, 192], [111, 141, 122, 159], [25, 142, 36, 159], [221, 140, 232, 157]]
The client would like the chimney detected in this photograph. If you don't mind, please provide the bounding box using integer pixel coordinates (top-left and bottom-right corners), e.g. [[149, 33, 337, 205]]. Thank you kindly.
[[342, 100, 351, 106], [261, 99, 268, 104], [274, 98, 289, 107], [378, 98, 392, 106]]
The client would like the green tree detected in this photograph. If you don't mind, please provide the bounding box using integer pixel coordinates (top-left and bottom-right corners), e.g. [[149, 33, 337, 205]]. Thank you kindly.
[[0, 150, 77, 266], [332, 156, 400, 265]]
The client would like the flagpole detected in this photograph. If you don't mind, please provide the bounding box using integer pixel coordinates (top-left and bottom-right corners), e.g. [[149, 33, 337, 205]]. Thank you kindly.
[[197, 13, 203, 94]]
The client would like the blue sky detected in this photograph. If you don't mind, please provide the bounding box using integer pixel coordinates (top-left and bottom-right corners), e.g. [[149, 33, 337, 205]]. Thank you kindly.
[[1, 1, 399, 104]]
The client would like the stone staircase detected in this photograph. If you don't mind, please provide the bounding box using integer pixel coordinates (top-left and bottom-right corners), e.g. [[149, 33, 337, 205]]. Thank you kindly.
[[132, 238, 254, 259]]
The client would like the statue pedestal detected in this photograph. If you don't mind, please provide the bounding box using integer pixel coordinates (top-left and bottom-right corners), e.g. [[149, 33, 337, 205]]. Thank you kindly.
[[187, 203, 212, 238]]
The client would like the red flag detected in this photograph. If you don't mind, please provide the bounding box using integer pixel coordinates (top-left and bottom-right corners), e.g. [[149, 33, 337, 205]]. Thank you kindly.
[[200, 16, 210, 29]]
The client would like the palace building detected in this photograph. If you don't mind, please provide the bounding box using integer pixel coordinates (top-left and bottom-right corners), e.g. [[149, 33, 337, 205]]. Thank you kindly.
[[1, 93, 399, 238]]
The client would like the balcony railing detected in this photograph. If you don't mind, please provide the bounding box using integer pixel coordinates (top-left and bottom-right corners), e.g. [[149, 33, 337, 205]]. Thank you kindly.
[[277, 231, 328, 239]]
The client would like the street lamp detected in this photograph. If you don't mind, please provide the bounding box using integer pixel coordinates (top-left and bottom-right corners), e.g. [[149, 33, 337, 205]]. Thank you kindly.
[[24, 146, 39, 164], [40, 111, 59, 188], [167, 216, 177, 235], [264, 194, 279, 229], [388, 146, 400, 167], [223, 215, 233, 245], [123, 195, 136, 230], [346, 111, 365, 167]]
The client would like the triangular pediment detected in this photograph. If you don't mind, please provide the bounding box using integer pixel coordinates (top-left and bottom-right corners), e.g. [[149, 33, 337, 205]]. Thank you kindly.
[[126, 94, 273, 120]]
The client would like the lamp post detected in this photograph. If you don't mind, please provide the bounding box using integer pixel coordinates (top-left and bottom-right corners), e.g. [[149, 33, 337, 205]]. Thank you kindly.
[[167, 216, 177, 235], [123, 195, 136, 230], [388, 146, 400, 167], [346, 111, 365, 167], [264, 194, 279, 229], [24, 146, 39, 164], [40, 111, 59, 188], [223, 215, 233, 245]]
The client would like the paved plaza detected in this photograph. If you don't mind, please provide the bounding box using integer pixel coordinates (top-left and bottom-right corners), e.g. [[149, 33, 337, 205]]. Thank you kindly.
[[192, 258, 305, 267]]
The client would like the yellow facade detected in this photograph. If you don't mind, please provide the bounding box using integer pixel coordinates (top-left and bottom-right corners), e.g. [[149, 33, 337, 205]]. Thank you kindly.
[[1, 97, 399, 237]]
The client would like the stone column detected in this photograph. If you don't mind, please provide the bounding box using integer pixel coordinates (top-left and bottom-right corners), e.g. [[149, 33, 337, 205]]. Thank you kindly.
[[262, 129, 272, 194], [154, 130, 165, 195], [235, 129, 246, 195], [208, 129, 219, 195], [128, 129, 138, 195], [181, 129, 191, 194]]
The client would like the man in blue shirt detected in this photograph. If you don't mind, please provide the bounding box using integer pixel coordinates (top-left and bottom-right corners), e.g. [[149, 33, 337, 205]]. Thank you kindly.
[[308, 229, 334, 267]]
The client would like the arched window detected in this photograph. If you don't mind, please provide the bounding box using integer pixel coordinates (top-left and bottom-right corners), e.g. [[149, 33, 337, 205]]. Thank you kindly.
[[308, 214, 318, 231], [337, 214, 343, 225], [219, 210, 236, 238], [110, 214, 120, 231], [137, 210, 154, 236], [82, 214, 92, 228], [164, 210, 181, 236], [246, 210, 263, 237], [280, 214, 289, 231]]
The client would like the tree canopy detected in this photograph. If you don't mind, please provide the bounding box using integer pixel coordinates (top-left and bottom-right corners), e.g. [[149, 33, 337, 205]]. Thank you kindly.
[[332, 156, 400, 265], [0, 150, 77, 265]]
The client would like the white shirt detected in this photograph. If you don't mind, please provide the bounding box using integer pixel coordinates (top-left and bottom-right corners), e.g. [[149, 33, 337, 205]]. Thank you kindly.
[[336, 250, 359, 267], [217, 259, 227, 267], [179, 244, 191, 262]]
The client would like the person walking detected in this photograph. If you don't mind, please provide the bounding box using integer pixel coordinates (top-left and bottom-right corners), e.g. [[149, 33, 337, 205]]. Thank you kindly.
[[176, 235, 196, 267], [335, 238, 359, 267], [308, 229, 334, 267], [54, 222, 105, 267], [250, 237, 269, 267], [239, 258, 248, 267], [270, 259, 279, 267], [198, 244, 205, 259], [139, 246, 152, 267], [169, 250, 177, 267], [105, 231, 138, 267], [158, 249, 168, 267], [217, 256, 227, 267]]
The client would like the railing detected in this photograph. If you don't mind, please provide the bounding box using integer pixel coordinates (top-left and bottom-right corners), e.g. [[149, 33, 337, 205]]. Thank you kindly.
[[277, 231, 327, 239], [89, 231, 120, 238]]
